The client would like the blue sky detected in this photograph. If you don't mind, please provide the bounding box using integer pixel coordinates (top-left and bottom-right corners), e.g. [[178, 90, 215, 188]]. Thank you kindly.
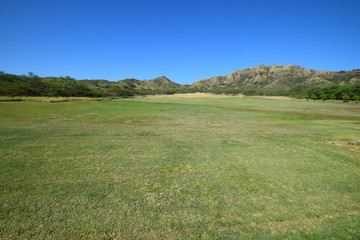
[[1, 0, 359, 84]]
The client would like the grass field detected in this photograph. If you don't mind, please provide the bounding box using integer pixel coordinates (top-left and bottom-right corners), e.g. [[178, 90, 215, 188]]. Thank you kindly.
[[0, 95, 359, 239]]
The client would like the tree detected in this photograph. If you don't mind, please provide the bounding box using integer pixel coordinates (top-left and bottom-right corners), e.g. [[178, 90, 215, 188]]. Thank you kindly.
[[342, 94, 350, 101], [320, 94, 327, 100], [310, 94, 319, 100], [28, 72, 37, 78]]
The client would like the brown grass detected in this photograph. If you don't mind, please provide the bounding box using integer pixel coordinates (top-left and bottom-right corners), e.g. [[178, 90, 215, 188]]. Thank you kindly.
[[141, 93, 244, 99], [247, 96, 295, 100], [327, 140, 360, 152]]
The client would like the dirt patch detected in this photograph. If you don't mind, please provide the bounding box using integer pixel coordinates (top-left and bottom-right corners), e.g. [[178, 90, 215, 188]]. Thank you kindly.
[[327, 140, 360, 151]]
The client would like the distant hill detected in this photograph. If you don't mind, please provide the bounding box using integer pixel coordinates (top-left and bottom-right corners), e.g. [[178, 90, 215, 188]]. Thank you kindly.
[[192, 65, 360, 89], [80, 76, 181, 90], [1, 65, 360, 98]]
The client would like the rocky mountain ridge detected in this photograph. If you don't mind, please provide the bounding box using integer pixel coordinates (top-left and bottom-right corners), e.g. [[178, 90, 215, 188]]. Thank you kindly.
[[79, 65, 360, 91], [192, 64, 360, 89]]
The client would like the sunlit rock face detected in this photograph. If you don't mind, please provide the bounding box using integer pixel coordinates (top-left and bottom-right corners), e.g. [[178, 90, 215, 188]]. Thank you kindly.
[[192, 65, 360, 89]]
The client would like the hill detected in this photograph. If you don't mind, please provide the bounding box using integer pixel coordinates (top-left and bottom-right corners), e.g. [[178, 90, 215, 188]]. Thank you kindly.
[[0, 73, 94, 97], [1, 66, 360, 99], [80, 76, 181, 90], [192, 64, 360, 89]]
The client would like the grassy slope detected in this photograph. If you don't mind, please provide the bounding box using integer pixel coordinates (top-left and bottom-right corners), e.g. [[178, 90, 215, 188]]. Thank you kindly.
[[0, 96, 359, 239]]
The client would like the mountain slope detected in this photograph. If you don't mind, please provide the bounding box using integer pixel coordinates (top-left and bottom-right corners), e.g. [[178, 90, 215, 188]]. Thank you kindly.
[[80, 76, 181, 90], [192, 65, 360, 89]]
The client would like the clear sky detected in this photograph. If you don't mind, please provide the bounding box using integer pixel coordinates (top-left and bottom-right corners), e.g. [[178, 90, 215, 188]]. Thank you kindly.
[[1, 0, 359, 84]]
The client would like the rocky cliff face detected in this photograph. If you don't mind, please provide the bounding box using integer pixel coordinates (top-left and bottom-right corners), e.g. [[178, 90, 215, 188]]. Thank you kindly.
[[192, 65, 360, 89], [80, 65, 360, 91]]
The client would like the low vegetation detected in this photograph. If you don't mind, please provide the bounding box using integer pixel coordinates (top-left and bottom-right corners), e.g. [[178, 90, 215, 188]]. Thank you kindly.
[[0, 95, 359, 239], [302, 84, 360, 101], [0, 71, 197, 98], [0, 72, 95, 97], [1, 69, 360, 101], [214, 84, 360, 101]]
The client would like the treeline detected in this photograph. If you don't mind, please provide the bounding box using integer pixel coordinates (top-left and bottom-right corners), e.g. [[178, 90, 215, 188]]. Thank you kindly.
[[0, 71, 210, 97], [0, 72, 184, 97], [0, 72, 96, 97], [94, 87, 180, 97], [207, 84, 360, 101], [236, 84, 360, 101], [302, 84, 360, 101]]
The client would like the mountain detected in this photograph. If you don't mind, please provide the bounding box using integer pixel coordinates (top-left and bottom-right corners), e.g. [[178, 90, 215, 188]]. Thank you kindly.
[[80, 76, 181, 90], [2, 65, 360, 98], [192, 65, 360, 89]]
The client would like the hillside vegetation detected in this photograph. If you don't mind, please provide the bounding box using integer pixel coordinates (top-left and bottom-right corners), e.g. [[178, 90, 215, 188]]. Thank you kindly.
[[0, 72, 95, 97], [1, 65, 360, 99], [193, 64, 360, 89], [0, 73, 183, 97], [193, 65, 360, 100], [80, 76, 181, 90]]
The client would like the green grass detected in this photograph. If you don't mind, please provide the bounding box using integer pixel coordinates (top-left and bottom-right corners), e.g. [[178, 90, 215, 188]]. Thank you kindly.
[[0, 96, 359, 239], [0, 96, 109, 102]]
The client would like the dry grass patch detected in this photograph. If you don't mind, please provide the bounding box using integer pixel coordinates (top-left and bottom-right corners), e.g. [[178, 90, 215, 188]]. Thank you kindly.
[[141, 92, 244, 99], [328, 140, 360, 152], [247, 96, 295, 100]]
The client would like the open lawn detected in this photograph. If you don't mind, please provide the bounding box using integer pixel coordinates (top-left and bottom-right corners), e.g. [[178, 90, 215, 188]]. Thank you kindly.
[[0, 95, 359, 239]]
